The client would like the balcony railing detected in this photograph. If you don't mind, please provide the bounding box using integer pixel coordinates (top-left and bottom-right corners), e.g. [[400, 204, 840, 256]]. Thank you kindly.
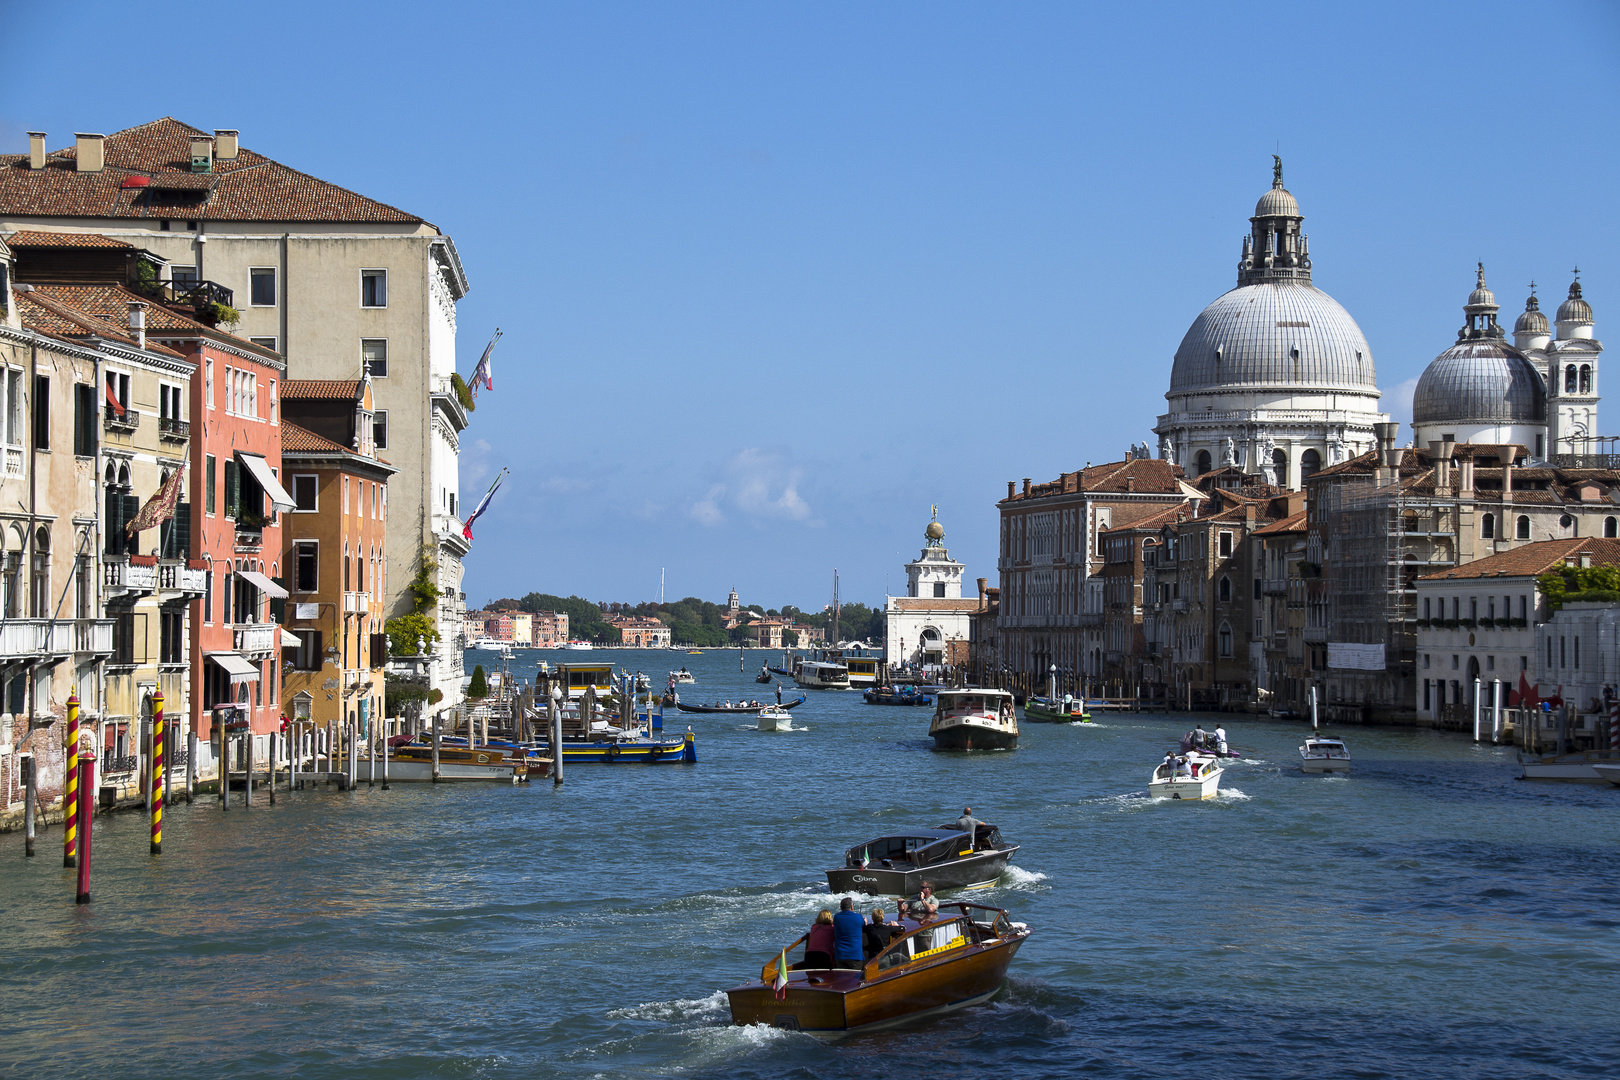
[[344, 591, 370, 614], [104, 406, 141, 433], [158, 560, 207, 595], [75, 619, 113, 655], [102, 752, 139, 775], [234, 622, 279, 657], [1263, 578, 1289, 595], [105, 556, 158, 596], [158, 416, 190, 441], [4, 447, 20, 476], [0, 619, 76, 660]]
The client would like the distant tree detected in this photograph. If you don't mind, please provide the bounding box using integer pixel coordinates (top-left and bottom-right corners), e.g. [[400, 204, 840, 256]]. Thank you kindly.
[[782, 629, 799, 647]]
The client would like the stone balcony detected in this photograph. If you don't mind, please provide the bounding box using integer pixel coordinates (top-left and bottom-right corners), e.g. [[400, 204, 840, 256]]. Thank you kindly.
[[0, 619, 111, 661], [344, 591, 370, 614], [104, 406, 141, 434], [104, 555, 158, 598], [233, 622, 279, 658], [158, 559, 208, 596]]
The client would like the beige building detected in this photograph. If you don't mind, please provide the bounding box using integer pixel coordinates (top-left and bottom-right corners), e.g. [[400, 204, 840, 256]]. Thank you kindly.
[[532, 610, 569, 646], [0, 121, 473, 713], [609, 615, 671, 648]]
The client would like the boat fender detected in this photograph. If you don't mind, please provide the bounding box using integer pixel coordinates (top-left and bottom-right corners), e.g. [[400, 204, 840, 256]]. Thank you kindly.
[[605, 743, 620, 761]]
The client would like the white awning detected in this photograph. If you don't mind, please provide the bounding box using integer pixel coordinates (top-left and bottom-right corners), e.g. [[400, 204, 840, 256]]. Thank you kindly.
[[237, 451, 296, 512], [280, 628, 302, 648], [208, 651, 260, 683], [238, 569, 288, 599]]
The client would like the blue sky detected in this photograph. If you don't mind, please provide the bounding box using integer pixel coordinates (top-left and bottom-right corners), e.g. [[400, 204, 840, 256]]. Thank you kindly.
[[7, 1, 1618, 612]]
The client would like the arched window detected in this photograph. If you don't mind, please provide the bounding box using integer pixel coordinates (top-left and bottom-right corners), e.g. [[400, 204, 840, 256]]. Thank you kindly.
[[1195, 450, 1212, 476], [1516, 515, 1531, 540], [1566, 365, 1578, 393], [1301, 448, 1321, 481], [1218, 621, 1233, 657], [1580, 365, 1592, 393], [1218, 576, 1232, 602], [1606, 517, 1617, 538], [1482, 513, 1495, 539], [1561, 514, 1576, 534], [1272, 449, 1288, 487], [29, 527, 48, 617]]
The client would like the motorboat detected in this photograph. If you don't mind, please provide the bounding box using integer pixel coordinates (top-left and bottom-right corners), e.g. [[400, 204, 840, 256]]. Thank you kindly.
[[1300, 735, 1351, 774], [674, 693, 805, 714], [366, 742, 538, 782], [928, 689, 1018, 751], [468, 636, 509, 651], [1149, 750, 1224, 799], [863, 686, 933, 707], [794, 660, 851, 690], [1592, 763, 1620, 787], [561, 641, 594, 651], [669, 668, 697, 684], [726, 902, 1030, 1033], [755, 706, 796, 732], [1519, 749, 1620, 782], [825, 824, 1019, 895], [1022, 696, 1090, 722]]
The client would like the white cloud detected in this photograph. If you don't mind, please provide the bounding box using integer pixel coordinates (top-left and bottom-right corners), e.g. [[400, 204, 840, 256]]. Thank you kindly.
[[686, 448, 814, 527], [1385, 377, 1419, 436]]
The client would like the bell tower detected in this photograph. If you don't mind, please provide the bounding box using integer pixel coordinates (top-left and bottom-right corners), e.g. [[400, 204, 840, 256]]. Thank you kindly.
[[1547, 270, 1601, 460]]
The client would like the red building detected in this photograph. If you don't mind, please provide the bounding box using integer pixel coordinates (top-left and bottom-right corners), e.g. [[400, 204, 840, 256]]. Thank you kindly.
[[145, 319, 290, 740]]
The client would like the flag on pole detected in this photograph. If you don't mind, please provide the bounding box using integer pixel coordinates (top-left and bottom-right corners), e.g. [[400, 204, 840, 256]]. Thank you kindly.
[[467, 328, 501, 398], [860, 846, 870, 869], [461, 467, 508, 541], [126, 453, 188, 537], [773, 949, 789, 1000]]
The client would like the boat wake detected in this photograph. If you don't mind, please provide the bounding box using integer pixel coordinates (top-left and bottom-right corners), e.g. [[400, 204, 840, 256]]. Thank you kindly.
[[994, 865, 1050, 891], [662, 883, 831, 920], [1216, 787, 1252, 801], [606, 990, 729, 1023]]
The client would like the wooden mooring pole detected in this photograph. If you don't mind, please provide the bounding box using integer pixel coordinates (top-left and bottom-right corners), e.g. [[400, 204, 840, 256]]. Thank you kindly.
[[63, 694, 79, 868], [22, 755, 36, 857]]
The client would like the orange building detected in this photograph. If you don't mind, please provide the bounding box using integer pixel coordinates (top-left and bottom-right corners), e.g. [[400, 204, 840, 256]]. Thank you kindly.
[[278, 379, 394, 735]]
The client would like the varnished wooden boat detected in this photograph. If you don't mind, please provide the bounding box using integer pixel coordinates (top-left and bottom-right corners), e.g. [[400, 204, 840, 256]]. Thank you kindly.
[[371, 744, 539, 782], [726, 902, 1030, 1033]]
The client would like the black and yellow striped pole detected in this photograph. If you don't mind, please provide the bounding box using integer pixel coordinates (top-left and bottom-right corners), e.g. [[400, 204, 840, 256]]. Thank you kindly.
[[150, 692, 164, 855], [63, 695, 79, 869]]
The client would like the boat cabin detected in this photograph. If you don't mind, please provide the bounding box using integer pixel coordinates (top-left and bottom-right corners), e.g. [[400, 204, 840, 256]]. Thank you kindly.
[[1304, 737, 1348, 757], [843, 827, 997, 870], [557, 663, 614, 700], [936, 690, 1014, 718]]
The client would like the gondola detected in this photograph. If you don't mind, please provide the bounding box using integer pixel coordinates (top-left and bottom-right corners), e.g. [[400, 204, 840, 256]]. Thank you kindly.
[[673, 693, 805, 714], [726, 902, 1030, 1033], [755, 668, 774, 684]]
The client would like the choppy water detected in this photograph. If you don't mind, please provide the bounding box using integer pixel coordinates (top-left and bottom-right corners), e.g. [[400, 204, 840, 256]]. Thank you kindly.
[[3, 647, 1617, 1079]]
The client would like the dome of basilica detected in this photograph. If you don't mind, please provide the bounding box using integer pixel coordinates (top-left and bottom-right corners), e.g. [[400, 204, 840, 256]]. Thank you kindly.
[[1167, 283, 1378, 394], [1411, 341, 1545, 426]]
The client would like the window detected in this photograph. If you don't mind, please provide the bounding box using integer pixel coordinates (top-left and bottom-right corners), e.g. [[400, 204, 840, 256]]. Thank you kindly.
[[170, 266, 198, 289], [343, 476, 349, 515], [1608, 517, 1618, 538], [250, 336, 278, 352], [1218, 532, 1233, 558], [1424, 653, 1431, 669], [291, 630, 323, 671], [1566, 365, 1578, 393], [294, 541, 318, 593], [159, 383, 183, 425], [1516, 516, 1531, 540], [1536, 434, 1545, 458], [1487, 655, 1496, 671], [933, 582, 946, 598], [1300, 448, 1321, 481], [32, 374, 48, 449], [203, 567, 212, 623], [1424, 597, 1431, 620], [249, 267, 276, 306], [360, 269, 387, 307], [1218, 622, 1232, 657], [1219, 576, 1232, 602], [1482, 514, 1494, 539], [5, 370, 22, 446], [362, 338, 388, 378], [205, 360, 214, 410], [1470, 598, 1477, 621], [1580, 365, 1592, 394], [224, 458, 238, 518], [292, 475, 318, 512], [73, 383, 96, 455], [160, 610, 185, 665], [205, 454, 216, 514], [373, 409, 387, 449], [269, 380, 277, 424]]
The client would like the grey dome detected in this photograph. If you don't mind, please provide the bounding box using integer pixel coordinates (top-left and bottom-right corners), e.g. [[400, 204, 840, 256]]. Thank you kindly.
[[1558, 280, 1593, 325], [1515, 294, 1549, 336], [1468, 282, 1498, 310], [1412, 341, 1546, 425], [1168, 283, 1377, 394], [1255, 186, 1300, 218]]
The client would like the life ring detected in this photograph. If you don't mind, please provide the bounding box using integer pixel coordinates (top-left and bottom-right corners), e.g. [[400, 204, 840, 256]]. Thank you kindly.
[[605, 743, 620, 762]]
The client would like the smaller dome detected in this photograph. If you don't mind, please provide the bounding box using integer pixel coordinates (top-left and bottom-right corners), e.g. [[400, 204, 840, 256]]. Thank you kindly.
[[1515, 292, 1550, 336], [925, 521, 945, 541], [1255, 186, 1300, 218], [1557, 279, 1593, 325], [1412, 341, 1546, 426], [1464, 263, 1497, 312]]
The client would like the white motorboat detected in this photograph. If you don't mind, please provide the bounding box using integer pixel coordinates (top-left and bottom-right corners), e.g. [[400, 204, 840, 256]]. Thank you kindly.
[[468, 636, 509, 650], [794, 659, 851, 690], [1519, 749, 1620, 783], [929, 689, 1018, 751], [1301, 735, 1352, 774], [561, 641, 594, 651], [1150, 750, 1224, 800], [755, 705, 796, 732], [669, 668, 697, 684], [1592, 763, 1620, 787]]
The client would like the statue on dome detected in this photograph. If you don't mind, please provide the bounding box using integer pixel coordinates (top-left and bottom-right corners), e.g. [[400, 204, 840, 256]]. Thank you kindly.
[[1159, 435, 1175, 464], [1272, 154, 1283, 187]]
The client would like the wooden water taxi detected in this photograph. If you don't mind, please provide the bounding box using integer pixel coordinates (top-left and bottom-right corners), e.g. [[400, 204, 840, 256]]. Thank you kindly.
[[726, 902, 1030, 1033], [374, 743, 539, 782], [825, 825, 1019, 895]]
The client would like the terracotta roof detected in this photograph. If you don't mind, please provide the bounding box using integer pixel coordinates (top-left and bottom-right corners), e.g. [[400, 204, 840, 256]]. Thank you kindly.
[[0, 119, 425, 225], [1418, 538, 1620, 581], [1103, 502, 1194, 533], [4, 229, 131, 248], [16, 290, 186, 359], [282, 379, 361, 401], [1005, 457, 1186, 502], [887, 597, 984, 611], [1253, 510, 1308, 536], [279, 422, 352, 454]]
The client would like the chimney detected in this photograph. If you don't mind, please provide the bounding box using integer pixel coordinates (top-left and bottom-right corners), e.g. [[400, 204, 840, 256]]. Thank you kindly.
[[214, 129, 239, 161], [75, 133, 105, 173], [1503, 462, 1513, 504], [1459, 457, 1475, 497], [1580, 553, 1593, 569], [189, 134, 214, 173], [127, 301, 146, 350], [1007, 480, 1016, 500], [977, 577, 988, 611], [1376, 421, 1402, 469], [1022, 477, 1031, 496], [27, 132, 47, 170], [1435, 458, 1451, 497]]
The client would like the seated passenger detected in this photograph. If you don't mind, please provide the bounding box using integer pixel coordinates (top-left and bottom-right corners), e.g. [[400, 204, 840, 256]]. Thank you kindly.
[[803, 910, 835, 969], [863, 907, 899, 960], [913, 882, 939, 918]]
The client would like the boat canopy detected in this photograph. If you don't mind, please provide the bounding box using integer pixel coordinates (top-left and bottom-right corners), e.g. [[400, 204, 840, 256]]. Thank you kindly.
[[845, 829, 975, 868]]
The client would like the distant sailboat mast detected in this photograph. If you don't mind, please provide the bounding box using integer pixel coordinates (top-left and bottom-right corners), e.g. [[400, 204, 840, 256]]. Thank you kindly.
[[832, 569, 840, 648]]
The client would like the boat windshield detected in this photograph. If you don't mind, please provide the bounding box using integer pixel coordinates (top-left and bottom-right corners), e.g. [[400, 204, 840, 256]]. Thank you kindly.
[[875, 917, 970, 971]]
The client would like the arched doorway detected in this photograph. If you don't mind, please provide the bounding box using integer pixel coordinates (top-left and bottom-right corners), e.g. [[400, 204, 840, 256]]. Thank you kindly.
[[1301, 448, 1322, 481], [1195, 450, 1212, 476]]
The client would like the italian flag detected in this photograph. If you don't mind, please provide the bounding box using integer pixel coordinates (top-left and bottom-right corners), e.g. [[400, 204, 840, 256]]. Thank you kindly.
[[773, 950, 789, 999], [860, 846, 870, 868]]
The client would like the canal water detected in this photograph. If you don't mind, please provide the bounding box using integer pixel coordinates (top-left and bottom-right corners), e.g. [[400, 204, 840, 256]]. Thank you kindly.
[[3, 647, 1616, 1078]]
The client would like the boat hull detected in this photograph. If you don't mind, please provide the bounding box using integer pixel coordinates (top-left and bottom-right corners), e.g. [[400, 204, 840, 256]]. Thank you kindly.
[[373, 750, 536, 782], [549, 734, 696, 763], [929, 720, 1018, 751], [1519, 752, 1619, 782], [1148, 771, 1223, 799], [1300, 756, 1351, 774], [726, 933, 1025, 1033], [1022, 700, 1090, 723], [825, 847, 1018, 896], [1592, 764, 1620, 787]]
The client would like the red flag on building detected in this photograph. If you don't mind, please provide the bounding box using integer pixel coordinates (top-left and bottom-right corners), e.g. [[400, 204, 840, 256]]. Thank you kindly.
[[126, 457, 187, 537], [105, 380, 126, 417]]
